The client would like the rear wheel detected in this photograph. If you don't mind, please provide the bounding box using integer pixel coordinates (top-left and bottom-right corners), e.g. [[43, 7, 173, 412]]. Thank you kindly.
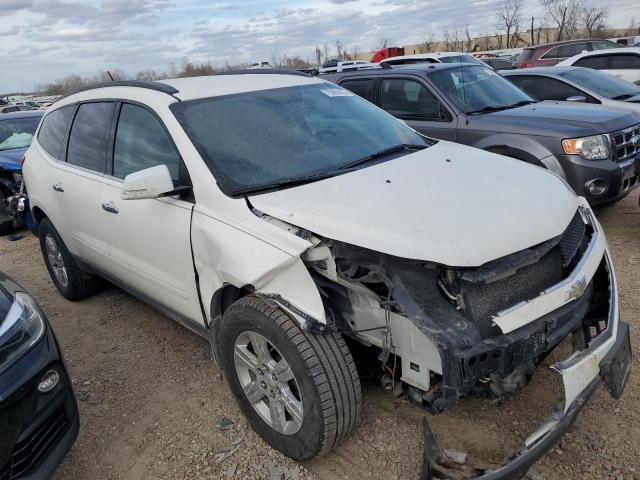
[[38, 218, 100, 300], [217, 295, 361, 460]]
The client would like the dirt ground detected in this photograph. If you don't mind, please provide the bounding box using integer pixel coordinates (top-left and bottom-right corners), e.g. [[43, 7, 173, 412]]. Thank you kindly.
[[1, 194, 639, 480]]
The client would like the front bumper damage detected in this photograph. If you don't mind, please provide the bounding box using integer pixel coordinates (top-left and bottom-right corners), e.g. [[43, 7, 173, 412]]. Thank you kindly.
[[422, 321, 631, 480], [421, 221, 632, 479]]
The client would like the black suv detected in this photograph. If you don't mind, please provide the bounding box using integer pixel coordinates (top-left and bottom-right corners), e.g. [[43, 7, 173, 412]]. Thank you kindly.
[[324, 63, 640, 205]]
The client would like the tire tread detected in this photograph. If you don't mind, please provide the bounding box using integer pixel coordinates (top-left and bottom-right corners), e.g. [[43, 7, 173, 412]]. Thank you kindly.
[[223, 295, 361, 459]]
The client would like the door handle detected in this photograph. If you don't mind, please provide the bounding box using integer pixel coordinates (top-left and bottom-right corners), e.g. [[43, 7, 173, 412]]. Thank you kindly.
[[52, 182, 64, 192], [101, 201, 119, 214]]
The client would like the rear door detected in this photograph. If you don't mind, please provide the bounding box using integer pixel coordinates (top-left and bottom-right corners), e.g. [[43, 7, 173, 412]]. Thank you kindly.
[[377, 77, 457, 141], [98, 102, 202, 326], [575, 53, 640, 83], [53, 101, 115, 270], [607, 53, 640, 83]]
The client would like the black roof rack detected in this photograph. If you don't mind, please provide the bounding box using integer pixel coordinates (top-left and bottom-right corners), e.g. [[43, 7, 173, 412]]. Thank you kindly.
[[60, 80, 179, 101]]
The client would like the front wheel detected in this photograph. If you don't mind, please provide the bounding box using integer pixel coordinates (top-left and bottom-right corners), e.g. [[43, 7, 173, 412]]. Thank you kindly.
[[217, 295, 361, 460], [38, 218, 100, 300]]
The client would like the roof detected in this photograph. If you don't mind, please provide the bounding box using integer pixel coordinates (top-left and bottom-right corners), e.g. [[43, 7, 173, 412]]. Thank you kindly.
[[57, 71, 323, 104], [522, 38, 618, 50], [0, 110, 43, 120], [380, 52, 475, 64], [158, 73, 324, 101], [558, 46, 640, 65], [500, 66, 578, 75], [322, 62, 481, 80]]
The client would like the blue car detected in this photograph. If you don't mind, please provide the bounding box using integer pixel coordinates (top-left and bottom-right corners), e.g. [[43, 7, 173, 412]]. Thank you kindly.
[[0, 111, 43, 234]]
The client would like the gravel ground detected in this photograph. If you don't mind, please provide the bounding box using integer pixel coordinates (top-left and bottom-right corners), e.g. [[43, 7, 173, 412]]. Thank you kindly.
[[1, 194, 639, 480]]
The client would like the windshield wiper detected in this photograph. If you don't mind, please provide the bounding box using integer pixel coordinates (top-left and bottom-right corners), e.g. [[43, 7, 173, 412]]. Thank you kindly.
[[613, 93, 635, 101], [229, 143, 428, 196], [230, 170, 342, 196], [467, 100, 535, 115], [336, 143, 427, 171]]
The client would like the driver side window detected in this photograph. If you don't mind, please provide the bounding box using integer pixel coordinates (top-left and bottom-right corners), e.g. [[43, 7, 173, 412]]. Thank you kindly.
[[113, 103, 183, 183], [379, 78, 450, 121]]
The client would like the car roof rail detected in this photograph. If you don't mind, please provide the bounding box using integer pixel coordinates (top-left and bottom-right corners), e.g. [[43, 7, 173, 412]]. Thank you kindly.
[[60, 80, 180, 101]]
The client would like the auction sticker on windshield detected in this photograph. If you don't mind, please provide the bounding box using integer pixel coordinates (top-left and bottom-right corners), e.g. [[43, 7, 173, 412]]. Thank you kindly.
[[321, 89, 354, 97]]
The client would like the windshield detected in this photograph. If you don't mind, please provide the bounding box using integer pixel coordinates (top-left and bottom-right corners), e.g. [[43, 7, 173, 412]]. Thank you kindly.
[[560, 68, 640, 99], [430, 65, 534, 114], [438, 54, 483, 65], [171, 83, 432, 195], [0, 117, 40, 151]]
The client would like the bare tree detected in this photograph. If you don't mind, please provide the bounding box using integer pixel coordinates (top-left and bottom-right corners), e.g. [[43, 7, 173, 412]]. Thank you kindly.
[[530, 16, 535, 45], [478, 33, 492, 51], [626, 17, 638, 36], [417, 33, 437, 53], [351, 45, 360, 60], [335, 39, 349, 60], [465, 25, 473, 52], [136, 69, 164, 81], [581, 4, 608, 38], [540, 0, 582, 41], [495, 0, 522, 48], [313, 46, 323, 66], [375, 37, 394, 50]]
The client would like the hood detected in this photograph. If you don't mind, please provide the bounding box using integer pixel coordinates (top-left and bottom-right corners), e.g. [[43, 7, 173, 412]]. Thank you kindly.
[[469, 102, 640, 138], [0, 148, 25, 172], [250, 142, 579, 267]]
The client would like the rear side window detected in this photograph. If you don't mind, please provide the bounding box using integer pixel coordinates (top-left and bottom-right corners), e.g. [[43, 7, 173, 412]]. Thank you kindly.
[[590, 41, 618, 50], [517, 49, 534, 62], [113, 103, 181, 182], [610, 54, 640, 69], [575, 55, 609, 69], [37, 106, 74, 159], [67, 102, 115, 172], [340, 79, 376, 102]]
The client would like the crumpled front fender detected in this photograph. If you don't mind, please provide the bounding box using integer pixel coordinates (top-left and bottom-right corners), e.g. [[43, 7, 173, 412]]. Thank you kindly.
[[191, 208, 326, 328]]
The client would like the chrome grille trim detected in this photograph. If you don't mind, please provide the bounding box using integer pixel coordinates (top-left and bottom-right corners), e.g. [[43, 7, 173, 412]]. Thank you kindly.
[[608, 123, 640, 164]]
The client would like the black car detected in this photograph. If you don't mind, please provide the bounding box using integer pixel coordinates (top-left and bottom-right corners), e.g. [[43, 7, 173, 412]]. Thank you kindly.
[[324, 63, 640, 206], [0, 272, 78, 479]]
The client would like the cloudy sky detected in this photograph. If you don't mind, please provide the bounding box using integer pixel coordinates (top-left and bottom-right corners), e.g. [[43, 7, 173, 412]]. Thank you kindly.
[[0, 0, 638, 93]]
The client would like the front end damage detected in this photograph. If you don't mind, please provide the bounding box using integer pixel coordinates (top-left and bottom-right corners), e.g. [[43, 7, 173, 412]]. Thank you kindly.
[[266, 201, 630, 478], [0, 166, 27, 234]]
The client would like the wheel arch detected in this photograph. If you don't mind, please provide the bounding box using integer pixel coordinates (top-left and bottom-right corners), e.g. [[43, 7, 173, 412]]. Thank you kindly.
[[474, 134, 567, 178], [31, 205, 48, 225]]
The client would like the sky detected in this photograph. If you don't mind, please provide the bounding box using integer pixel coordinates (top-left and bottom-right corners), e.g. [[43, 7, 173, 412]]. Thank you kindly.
[[0, 0, 638, 93]]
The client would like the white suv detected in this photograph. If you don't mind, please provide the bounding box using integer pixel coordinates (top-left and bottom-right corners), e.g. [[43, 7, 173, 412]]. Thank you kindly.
[[23, 72, 630, 474]]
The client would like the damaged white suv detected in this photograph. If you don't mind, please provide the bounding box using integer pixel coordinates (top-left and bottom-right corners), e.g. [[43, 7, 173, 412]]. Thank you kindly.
[[23, 72, 630, 478]]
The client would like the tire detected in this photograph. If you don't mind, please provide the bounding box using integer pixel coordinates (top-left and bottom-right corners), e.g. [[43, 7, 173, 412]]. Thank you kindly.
[[38, 218, 100, 300], [217, 295, 361, 460]]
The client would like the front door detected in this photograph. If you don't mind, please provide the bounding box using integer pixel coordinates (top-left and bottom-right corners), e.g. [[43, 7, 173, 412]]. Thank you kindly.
[[377, 77, 457, 141], [98, 102, 203, 326]]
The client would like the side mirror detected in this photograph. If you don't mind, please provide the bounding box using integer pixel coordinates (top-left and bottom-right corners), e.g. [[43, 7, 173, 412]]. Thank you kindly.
[[121, 165, 174, 200], [566, 95, 587, 103]]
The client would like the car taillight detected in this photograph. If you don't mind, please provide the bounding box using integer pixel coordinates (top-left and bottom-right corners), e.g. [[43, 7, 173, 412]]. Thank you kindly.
[[20, 155, 26, 168], [519, 63, 533, 69]]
